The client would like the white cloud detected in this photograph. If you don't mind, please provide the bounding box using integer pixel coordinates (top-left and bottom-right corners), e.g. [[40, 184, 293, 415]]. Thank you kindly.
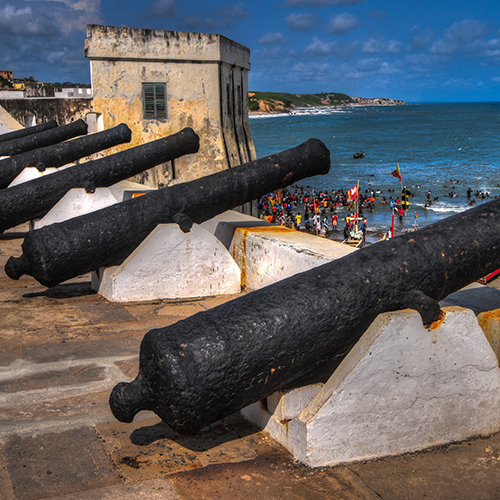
[[328, 13, 359, 35], [357, 57, 382, 72], [362, 37, 383, 54], [409, 27, 435, 51], [304, 36, 357, 57], [220, 2, 247, 19], [0, 0, 102, 82], [147, 0, 176, 18], [25, 0, 102, 33], [380, 62, 398, 74], [285, 13, 318, 31], [184, 2, 248, 30], [387, 39, 403, 54], [258, 32, 288, 45], [431, 19, 489, 55], [362, 37, 402, 54], [0, 4, 55, 35], [484, 38, 500, 58]]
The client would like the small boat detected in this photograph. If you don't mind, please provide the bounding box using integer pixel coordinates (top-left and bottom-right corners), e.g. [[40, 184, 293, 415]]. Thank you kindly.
[[343, 233, 364, 248], [353, 151, 365, 159], [342, 213, 365, 248]]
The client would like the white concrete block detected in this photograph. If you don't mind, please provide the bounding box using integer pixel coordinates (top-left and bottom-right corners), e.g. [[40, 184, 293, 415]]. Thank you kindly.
[[242, 307, 500, 467], [9, 166, 59, 187], [267, 383, 323, 421], [232, 226, 357, 290], [0, 105, 24, 134], [200, 210, 271, 251], [95, 223, 241, 302], [32, 181, 157, 229], [33, 187, 120, 229]]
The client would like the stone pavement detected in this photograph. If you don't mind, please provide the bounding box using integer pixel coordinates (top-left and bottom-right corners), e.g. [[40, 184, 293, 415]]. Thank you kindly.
[[1, 228, 500, 500]]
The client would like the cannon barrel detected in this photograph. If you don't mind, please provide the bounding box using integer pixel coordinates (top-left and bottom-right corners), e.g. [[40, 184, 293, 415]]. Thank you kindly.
[[0, 119, 88, 156], [5, 138, 330, 287], [0, 127, 199, 234], [107, 198, 500, 434], [0, 120, 58, 145], [0, 123, 132, 189]]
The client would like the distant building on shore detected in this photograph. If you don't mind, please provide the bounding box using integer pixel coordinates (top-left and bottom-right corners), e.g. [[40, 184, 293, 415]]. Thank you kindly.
[[0, 70, 13, 81]]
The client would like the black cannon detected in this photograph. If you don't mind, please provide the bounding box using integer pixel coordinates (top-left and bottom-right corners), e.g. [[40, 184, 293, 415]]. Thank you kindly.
[[0, 123, 132, 189], [0, 119, 88, 156], [5, 138, 330, 287], [0, 127, 199, 234], [107, 198, 500, 434], [0, 120, 58, 145]]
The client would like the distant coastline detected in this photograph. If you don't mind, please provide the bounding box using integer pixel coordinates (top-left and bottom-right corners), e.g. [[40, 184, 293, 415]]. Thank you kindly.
[[248, 91, 406, 115]]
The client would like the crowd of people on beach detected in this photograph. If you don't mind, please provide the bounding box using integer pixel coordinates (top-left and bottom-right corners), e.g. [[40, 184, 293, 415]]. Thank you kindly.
[[258, 181, 493, 241], [258, 185, 384, 240]]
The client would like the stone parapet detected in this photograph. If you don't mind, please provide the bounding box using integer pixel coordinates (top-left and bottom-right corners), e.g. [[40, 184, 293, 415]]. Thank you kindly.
[[85, 25, 250, 69]]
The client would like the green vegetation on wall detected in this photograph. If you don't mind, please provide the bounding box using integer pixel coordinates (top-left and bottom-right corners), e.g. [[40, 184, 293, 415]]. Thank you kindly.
[[249, 91, 355, 112]]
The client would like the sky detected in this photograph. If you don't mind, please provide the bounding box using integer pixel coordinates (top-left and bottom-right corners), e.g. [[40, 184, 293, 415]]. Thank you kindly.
[[1, 0, 499, 102]]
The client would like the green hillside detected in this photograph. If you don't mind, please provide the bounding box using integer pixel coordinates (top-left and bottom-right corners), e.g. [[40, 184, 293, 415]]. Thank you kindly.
[[248, 91, 354, 112]]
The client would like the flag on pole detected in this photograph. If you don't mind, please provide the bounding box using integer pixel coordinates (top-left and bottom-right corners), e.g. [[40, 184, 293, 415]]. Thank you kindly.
[[348, 183, 358, 201], [391, 163, 402, 182], [276, 188, 282, 206], [401, 186, 411, 210]]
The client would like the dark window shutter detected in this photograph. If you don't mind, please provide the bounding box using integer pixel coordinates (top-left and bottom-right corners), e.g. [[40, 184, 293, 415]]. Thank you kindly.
[[143, 83, 167, 119], [155, 85, 167, 119]]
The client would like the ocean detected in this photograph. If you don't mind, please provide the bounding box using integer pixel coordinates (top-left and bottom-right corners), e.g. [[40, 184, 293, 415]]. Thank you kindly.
[[249, 102, 500, 237]]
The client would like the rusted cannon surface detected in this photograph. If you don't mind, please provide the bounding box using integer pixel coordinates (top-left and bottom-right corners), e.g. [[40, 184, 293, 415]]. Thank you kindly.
[[107, 199, 500, 434], [0, 119, 88, 156], [0, 123, 132, 189], [0, 127, 199, 233], [5, 138, 330, 287], [0, 120, 58, 145]]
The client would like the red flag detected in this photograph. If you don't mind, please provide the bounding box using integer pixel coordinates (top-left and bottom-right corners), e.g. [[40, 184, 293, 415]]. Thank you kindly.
[[348, 184, 358, 201], [391, 163, 402, 182]]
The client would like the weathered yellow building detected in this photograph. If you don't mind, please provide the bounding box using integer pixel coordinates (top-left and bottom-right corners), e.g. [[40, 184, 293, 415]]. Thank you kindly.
[[84, 24, 256, 189]]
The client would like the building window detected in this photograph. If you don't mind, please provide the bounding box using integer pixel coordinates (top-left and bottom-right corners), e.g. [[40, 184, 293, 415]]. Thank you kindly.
[[143, 83, 167, 119]]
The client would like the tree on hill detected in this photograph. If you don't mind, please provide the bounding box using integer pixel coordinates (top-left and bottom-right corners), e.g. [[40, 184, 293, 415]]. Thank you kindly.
[[0, 77, 13, 88]]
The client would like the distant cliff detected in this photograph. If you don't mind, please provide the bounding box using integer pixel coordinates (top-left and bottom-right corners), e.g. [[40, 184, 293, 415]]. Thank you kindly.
[[248, 91, 405, 114]]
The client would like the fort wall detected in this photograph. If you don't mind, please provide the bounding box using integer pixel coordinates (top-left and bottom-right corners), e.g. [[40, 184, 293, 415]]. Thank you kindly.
[[0, 98, 93, 129], [85, 25, 256, 190]]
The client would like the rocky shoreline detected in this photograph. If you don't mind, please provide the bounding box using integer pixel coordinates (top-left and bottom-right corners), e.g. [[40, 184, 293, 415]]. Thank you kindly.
[[249, 93, 406, 116]]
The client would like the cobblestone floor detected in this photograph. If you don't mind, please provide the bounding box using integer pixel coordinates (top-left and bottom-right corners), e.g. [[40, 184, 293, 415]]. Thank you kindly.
[[1, 228, 500, 500]]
